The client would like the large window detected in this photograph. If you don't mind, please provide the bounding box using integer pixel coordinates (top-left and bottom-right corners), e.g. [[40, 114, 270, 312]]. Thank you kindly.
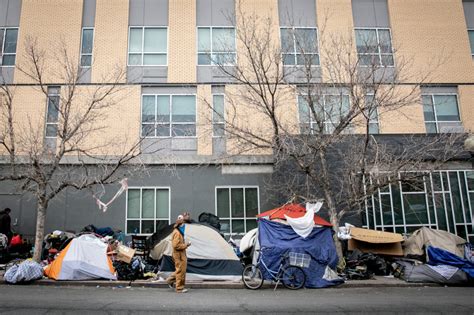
[[280, 27, 319, 66], [80, 28, 94, 67], [45, 87, 60, 138], [212, 94, 225, 137], [363, 171, 474, 243], [365, 95, 380, 134], [422, 94, 461, 133], [141, 94, 196, 138], [128, 27, 167, 66], [0, 28, 18, 66], [197, 27, 236, 65], [216, 186, 260, 237], [355, 28, 394, 67], [469, 30, 474, 56], [126, 187, 170, 234], [298, 94, 350, 134]]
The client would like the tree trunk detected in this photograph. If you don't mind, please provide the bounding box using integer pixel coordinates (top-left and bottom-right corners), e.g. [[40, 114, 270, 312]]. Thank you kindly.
[[32, 200, 47, 262], [329, 212, 344, 265]]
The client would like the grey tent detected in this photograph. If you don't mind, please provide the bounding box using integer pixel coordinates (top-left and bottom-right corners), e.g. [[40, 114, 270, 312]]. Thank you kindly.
[[403, 227, 466, 258], [395, 260, 469, 284]]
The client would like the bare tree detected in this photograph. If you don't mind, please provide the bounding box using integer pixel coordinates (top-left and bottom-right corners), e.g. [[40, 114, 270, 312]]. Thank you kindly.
[[206, 3, 466, 260], [0, 38, 147, 261]]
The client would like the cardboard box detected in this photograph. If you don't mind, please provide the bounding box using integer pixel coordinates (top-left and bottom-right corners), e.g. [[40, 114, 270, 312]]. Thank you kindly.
[[116, 244, 136, 264], [348, 227, 404, 256]]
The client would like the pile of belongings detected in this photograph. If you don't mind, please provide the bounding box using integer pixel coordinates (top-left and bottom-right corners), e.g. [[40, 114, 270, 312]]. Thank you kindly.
[[339, 225, 404, 280], [4, 259, 43, 284], [42, 230, 75, 261], [255, 203, 344, 288], [393, 227, 473, 285]]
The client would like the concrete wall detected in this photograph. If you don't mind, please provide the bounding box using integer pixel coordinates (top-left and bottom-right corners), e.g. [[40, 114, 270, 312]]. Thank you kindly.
[[0, 165, 274, 238]]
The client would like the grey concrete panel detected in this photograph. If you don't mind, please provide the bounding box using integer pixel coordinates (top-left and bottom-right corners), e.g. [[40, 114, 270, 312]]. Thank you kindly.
[[171, 138, 197, 151], [78, 67, 91, 84], [197, 66, 235, 83], [278, 0, 316, 27], [5, 0, 21, 27], [211, 85, 225, 94], [142, 85, 196, 94], [356, 66, 396, 83], [129, 0, 145, 25], [127, 66, 168, 83], [463, 1, 474, 28], [141, 138, 172, 154], [0, 0, 8, 26], [82, 0, 96, 27], [284, 67, 322, 84], [144, 0, 168, 26], [212, 137, 226, 156], [421, 86, 458, 94], [352, 0, 389, 28], [197, 0, 234, 26], [0, 67, 14, 84]]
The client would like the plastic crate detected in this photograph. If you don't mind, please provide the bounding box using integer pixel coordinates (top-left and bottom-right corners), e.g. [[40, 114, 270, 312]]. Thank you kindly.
[[288, 252, 311, 268]]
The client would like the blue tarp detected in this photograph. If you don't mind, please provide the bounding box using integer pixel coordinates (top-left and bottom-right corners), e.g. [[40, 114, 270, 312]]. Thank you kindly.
[[428, 246, 474, 278], [258, 219, 343, 288]]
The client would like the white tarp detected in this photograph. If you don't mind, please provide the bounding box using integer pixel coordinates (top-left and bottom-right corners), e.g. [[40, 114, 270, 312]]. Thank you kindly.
[[239, 228, 258, 253], [285, 201, 323, 238]]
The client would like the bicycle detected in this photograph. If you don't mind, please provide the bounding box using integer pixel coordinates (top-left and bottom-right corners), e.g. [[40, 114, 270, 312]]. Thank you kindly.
[[242, 249, 307, 290]]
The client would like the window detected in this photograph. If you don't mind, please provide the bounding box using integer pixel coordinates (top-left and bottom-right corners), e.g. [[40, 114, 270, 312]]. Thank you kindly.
[[469, 30, 474, 56], [355, 28, 394, 67], [45, 87, 60, 138], [126, 187, 170, 234], [141, 94, 196, 138], [0, 28, 18, 66], [280, 27, 319, 66], [80, 28, 94, 67], [197, 27, 236, 65], [216, 186, 260, 237], [298, 94, 350, 134], [422, 94, 461, 134], [363, 170, 474, 242], [212, 94, 225, 137], [128, 27, 167, 66], [365, 95, 380, 134]]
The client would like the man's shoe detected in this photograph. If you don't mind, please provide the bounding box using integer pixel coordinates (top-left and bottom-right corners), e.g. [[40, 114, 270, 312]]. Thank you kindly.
[[177, 289, 188, 293]]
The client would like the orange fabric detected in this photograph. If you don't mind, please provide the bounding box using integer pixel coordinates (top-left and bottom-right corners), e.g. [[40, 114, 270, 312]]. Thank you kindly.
[[257, 204, 332, 226], [167, 228, 188, 291], [107, 256, 115, 274], [44, 242, 73, 280]]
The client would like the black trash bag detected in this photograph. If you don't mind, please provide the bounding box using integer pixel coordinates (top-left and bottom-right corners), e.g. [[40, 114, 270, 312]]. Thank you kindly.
[[198, 212, 221, 231], [81, 224, 97, 233], [113, 257, 144, 281]]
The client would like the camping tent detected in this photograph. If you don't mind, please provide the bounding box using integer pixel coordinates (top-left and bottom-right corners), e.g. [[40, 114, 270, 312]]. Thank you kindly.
[[258, 218, 343, 288], [403, 227, 466, 258], [395, 259, 469, 284], [44, 234, 116, 280], [257, 203, 332, 226], [149, 223, 243, 281]]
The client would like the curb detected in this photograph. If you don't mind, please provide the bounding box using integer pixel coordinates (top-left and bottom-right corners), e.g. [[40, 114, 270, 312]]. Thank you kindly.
[[0, 278, 441, 289]]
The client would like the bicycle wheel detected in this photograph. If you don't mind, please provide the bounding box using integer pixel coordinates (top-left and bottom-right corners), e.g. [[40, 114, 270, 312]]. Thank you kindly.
[[281, 265, 306, 290], [242, 264, 264, 290]]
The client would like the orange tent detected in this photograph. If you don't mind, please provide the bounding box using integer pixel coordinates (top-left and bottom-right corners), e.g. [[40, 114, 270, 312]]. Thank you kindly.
[[257, 203, 332, 227]]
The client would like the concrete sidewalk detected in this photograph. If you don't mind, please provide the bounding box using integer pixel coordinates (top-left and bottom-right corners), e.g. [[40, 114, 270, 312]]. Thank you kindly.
[[0, 275, 440, 289]]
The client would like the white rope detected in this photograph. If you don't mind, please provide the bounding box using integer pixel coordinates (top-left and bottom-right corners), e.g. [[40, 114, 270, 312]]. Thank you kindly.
[[93, 178, 128, 212]]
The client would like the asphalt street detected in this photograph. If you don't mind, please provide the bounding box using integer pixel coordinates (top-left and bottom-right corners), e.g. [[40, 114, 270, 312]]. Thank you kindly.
[[0, 285, 472, 314]]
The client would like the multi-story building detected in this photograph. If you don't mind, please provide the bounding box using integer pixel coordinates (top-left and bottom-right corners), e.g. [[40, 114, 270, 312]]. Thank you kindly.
[[0, 0, 473, 242]]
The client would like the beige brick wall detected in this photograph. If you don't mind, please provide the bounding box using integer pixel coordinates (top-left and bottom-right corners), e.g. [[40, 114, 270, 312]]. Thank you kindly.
[[92, 0, 129, 83], [197, 85, 213, 155], [14, 0, 83, 84], [378, 86, 426, 134], [70, 85, 141, 156], [168, 0, 196, 83], [388, 0, 474, 83], [458, 85, 474, 133], [317, 0, 356, 82], [9, 87, 47, 155]]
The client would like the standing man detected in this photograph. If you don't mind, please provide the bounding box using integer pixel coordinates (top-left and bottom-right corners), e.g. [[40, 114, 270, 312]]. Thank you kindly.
[[166, 215, 191, 293], [0, 208, 12, 241]]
